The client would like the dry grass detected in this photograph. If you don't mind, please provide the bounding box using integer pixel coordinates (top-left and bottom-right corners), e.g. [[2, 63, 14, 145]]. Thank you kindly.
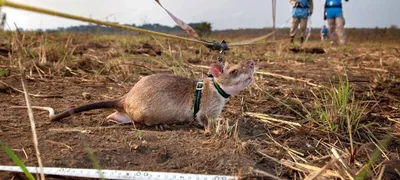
[[0, 29, 399, 179]]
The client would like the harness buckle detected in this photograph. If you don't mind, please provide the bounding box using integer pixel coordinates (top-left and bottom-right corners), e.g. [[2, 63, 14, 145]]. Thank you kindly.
[[196, 81, 204, 90], [205, 40, 229, 53]]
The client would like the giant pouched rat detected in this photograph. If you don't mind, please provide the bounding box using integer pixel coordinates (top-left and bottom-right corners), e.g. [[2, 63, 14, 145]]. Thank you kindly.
[[11, 60, 256, 129]]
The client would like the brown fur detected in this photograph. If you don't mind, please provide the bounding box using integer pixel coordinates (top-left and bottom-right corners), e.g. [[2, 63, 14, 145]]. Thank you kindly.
[[121, 74, 197, 125]]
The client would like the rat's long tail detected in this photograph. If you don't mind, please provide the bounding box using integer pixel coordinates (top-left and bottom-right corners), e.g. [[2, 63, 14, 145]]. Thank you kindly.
[[50, 100, 120, 121], [10, 99, 122, 121]]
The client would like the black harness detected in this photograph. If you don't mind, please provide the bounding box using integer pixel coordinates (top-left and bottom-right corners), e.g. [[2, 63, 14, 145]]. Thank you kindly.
[[193, 81, 204, 118], [193, 79, 230, 118]]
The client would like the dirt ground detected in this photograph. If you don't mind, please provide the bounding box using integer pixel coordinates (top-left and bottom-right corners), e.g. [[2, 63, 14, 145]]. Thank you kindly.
[[0, 31, 400, 179]]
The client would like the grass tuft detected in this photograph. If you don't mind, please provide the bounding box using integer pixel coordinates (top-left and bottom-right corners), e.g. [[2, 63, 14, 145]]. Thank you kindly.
[[304, 76, 369, 136], [0, 141, 35, 180], [207, 118, 239, 138]]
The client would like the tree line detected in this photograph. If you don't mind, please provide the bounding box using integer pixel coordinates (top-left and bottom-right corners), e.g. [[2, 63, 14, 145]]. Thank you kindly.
[[39, 22, 212, 37]]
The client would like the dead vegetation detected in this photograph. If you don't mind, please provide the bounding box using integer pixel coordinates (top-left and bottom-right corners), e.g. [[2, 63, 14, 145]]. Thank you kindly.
[[0, 29, 400, 180]]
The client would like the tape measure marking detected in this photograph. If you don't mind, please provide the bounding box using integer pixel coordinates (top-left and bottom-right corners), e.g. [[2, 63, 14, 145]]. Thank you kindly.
[[0, 166, 237, 180]]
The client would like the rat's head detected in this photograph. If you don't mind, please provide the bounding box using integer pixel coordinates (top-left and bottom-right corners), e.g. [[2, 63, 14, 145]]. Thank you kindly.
[[209, 60, 256, 96]]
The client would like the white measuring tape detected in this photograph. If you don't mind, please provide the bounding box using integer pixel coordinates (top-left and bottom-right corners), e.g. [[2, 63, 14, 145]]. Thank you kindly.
[[0, 166, 238, 180]]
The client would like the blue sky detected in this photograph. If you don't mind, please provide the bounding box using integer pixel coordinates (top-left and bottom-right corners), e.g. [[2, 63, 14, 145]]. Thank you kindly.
[[1, 0, 399, 30]]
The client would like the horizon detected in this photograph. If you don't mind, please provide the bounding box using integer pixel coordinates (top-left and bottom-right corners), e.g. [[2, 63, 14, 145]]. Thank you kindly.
[[8, 22, 398, 32], [1, 0, 399, 31]]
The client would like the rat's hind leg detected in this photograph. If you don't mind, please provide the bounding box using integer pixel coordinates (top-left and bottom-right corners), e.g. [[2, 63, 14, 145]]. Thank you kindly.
[[106, 111, 133, 124]]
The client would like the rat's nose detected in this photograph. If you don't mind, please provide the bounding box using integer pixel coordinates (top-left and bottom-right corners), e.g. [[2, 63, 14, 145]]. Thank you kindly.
[[246, 60, 255, 68]]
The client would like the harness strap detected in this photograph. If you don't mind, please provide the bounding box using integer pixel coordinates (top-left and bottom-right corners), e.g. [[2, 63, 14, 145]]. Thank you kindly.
[[213, 79, 230, 99], [193, 79, 230, 118], [193, 81, 203, 118]]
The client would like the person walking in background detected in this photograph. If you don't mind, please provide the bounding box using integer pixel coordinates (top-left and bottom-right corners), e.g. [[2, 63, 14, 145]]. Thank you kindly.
[[321, 24, 328, 41], [324, 0, 349, 44], [289, 0, 314, 44]]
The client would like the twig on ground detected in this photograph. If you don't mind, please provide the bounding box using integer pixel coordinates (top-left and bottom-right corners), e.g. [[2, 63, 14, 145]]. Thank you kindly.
[[281, 159, 343, 178], [346, 65, 388, 73], [268, 114, 297, 120], [22, 148, 28, 160], [265, 132, 304, 157], [376, 92, 400, 103], [331, 147, 355, 180], [377, 164, 386, 180], [9, 106, 55, 117], [257, 151, 343, 179], [257, 151, 281, 164], [18, 57, 46, 180], [48, 125, 138, 133], [386, 116, 400, 125], [65, 66, 78, 76], [369, 138, 390, 160], [245, 112, 301, 127], [310, 155, 331, 163], [304, 155, 337, 180], [10, 148, 29, 160], [388, 105, 399, 110], [45, 140, 73, 150], [0, 80, 62, 98], [250, 167, 285, 180]]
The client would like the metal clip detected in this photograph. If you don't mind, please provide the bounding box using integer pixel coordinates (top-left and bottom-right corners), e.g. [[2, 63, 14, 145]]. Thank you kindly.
[[196, 81, 204, 90], [216, 41, 227, 67], [219, 40, 228, 54], [205, 40, 229, 53], [203, 40, 229, 77], [217, 56, 223, 64]]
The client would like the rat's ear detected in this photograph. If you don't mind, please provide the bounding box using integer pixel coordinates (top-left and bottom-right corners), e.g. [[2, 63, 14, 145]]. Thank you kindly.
[[223, 61, 230, 71], [209, 63, 223, 78]]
